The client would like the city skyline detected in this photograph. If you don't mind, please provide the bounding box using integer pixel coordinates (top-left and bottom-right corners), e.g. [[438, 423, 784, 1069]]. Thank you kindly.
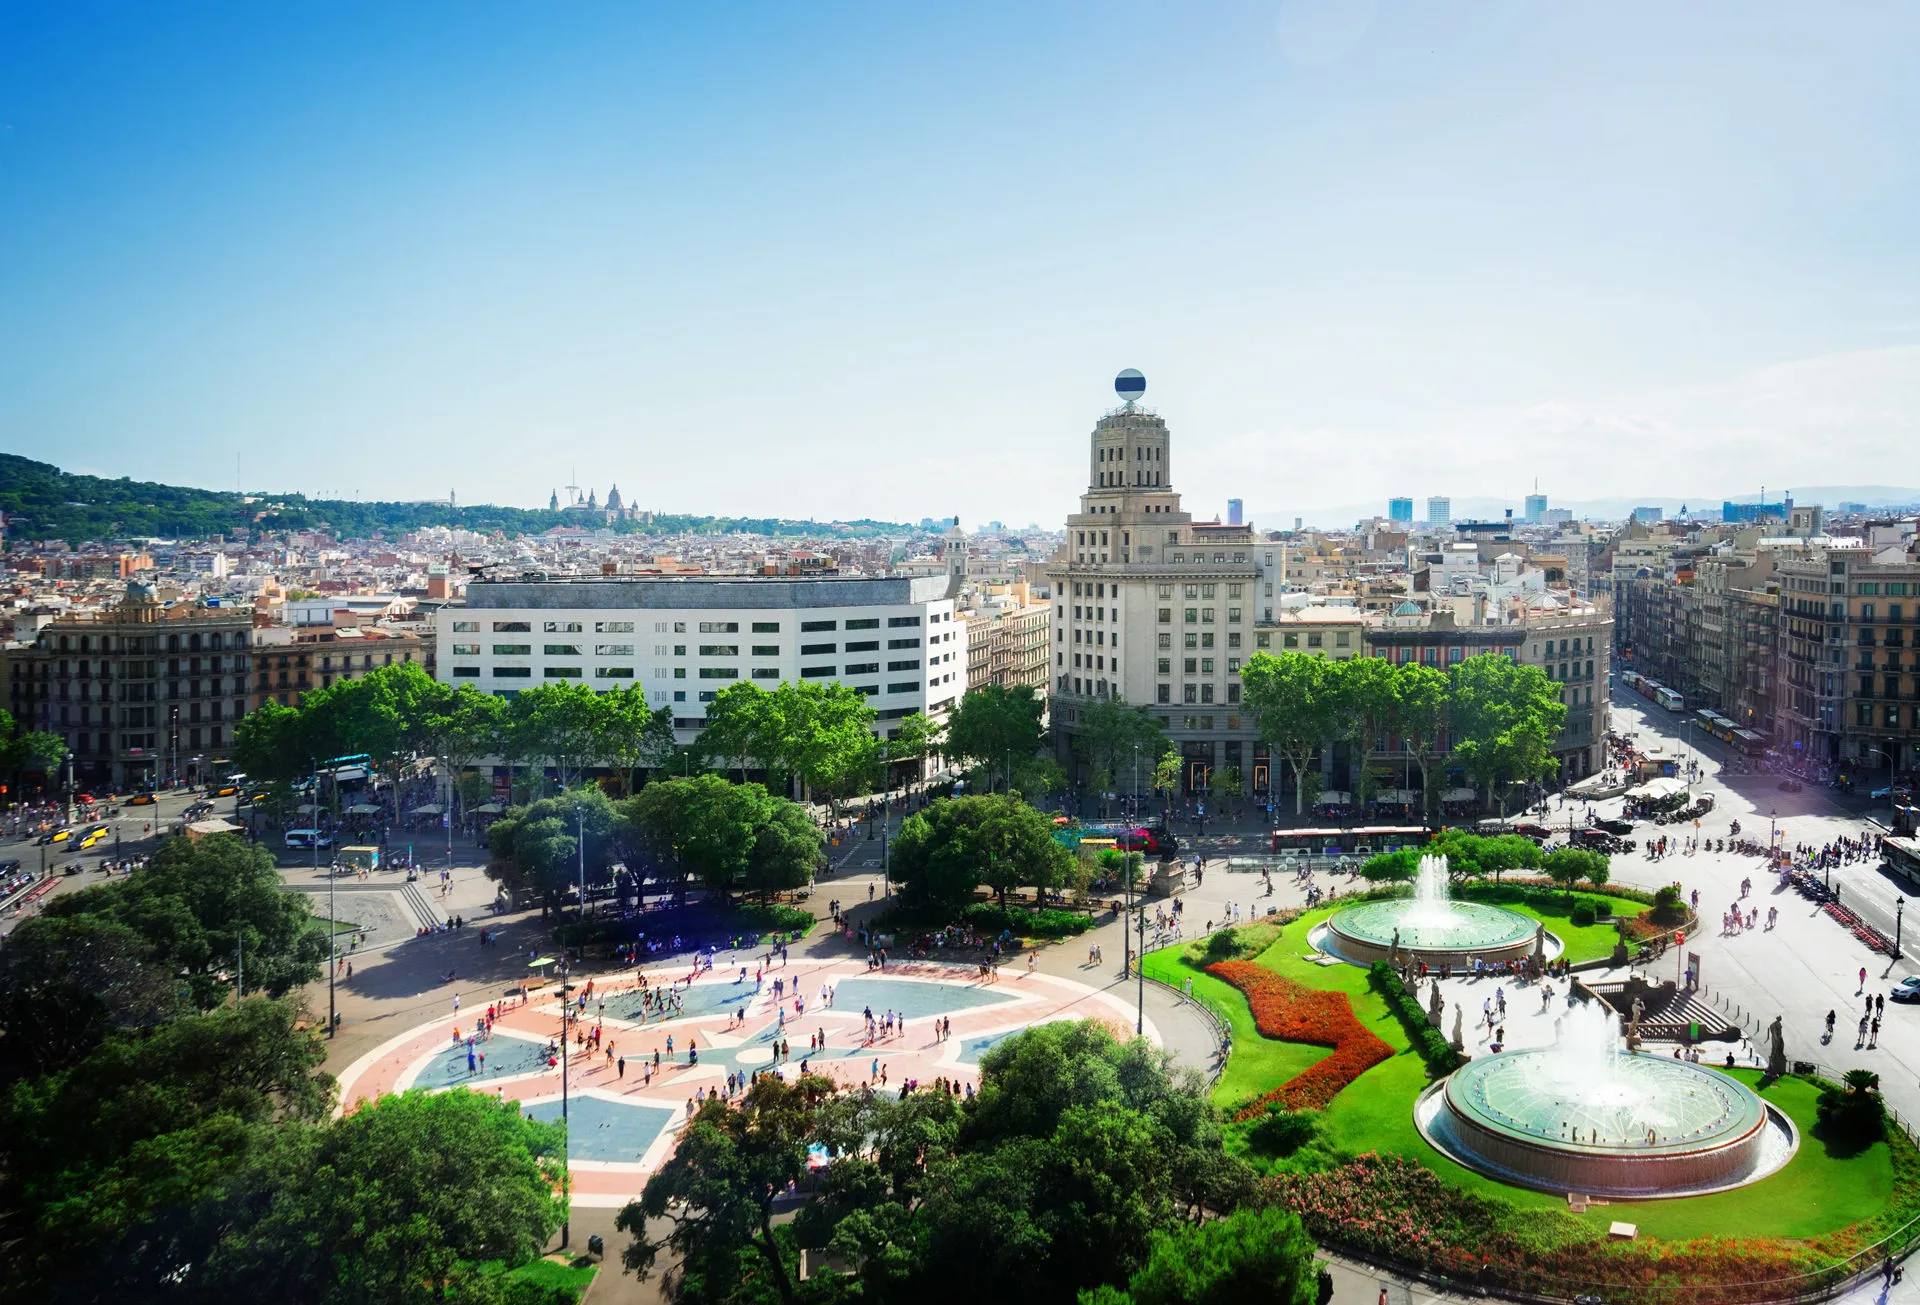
[[3, 3, 1918, 526]]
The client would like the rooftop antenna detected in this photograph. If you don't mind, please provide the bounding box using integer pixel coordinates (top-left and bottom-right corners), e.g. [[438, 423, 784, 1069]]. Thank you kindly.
[[1115, 368, 1145, 409]]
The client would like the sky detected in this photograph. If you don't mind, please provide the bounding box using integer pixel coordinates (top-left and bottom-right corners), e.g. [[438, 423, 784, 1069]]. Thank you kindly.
[[2, 1, 1918, 528]]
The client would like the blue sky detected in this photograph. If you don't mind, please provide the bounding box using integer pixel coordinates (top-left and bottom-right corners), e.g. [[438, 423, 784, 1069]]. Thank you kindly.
[[2, 1, 1917, 527]]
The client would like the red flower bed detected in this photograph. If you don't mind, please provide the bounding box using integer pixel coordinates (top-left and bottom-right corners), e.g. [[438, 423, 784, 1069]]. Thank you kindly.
[[1207, 960, 1393, 1117]]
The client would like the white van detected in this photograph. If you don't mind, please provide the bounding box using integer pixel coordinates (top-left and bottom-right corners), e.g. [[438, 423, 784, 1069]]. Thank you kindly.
[[285, 829, 333, 850]]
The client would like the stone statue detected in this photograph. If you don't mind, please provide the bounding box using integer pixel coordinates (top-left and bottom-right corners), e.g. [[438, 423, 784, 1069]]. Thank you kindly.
[[1630, 996, 1646, 1039], [1429, 978, 1445, 1028], [1450, 1003, 1465, 1052], [1533, 922, 1546, 965], [1766, 1015, 1787, 1079], [1391, 927, 1402, 963]]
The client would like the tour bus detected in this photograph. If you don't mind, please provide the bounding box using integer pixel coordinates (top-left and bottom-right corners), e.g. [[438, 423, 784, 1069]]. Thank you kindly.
[[1271, 826, 1429, 860], [1881, 836, 1920, 890], [1079, 823, 1180, 858], [1653, 685, 1685, 713]]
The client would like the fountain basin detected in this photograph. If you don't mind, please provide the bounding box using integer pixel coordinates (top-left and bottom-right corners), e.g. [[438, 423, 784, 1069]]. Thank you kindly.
[[1415, 1050, 1797, 1198], [1317, 897, 1550, 967]]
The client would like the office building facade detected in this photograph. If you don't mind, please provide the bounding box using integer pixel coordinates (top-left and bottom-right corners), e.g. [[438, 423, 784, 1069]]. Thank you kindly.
[[1426, 496, 1451, 528], [435, 575, 963, 743]]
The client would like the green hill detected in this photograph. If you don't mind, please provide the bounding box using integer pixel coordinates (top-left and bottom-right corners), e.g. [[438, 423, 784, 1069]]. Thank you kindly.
[[0, 454, 906, 543]]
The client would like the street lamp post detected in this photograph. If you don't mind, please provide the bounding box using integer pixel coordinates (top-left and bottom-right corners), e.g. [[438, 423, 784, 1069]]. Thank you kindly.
[[320, 758, 334, 1038], [1135, 910, 1146, 1035], [1897, 898, 1905, 962], [559, 973, 572, 1250]]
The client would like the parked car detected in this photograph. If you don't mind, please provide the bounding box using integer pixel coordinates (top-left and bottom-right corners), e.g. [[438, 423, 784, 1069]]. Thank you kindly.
[[1511, 822, 1553, 841], [1890, 976, 1920, 1004], [1595, 818, 1635, 836]]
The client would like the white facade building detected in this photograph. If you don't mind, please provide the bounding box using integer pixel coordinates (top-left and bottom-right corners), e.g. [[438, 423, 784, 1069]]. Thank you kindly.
[[436, 575, 964, 743]]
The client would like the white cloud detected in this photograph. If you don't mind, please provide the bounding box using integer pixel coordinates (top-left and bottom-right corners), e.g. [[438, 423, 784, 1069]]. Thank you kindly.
[[1196, 344, 1920, 518]]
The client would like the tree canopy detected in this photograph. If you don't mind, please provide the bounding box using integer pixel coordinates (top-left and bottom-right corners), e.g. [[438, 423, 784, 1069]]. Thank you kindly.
[[889, 792, 1073, 914], [943, 684, 1046, 791], [1242, 651, 1569, 814], [1074, 696, 1171, 793], [42, 833, 329, 1010], [618, 1019, 1255, 1305]]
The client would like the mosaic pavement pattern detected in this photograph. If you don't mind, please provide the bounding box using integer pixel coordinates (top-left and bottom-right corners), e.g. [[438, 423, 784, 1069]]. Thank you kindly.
[[336, 954, 1159, 1205]]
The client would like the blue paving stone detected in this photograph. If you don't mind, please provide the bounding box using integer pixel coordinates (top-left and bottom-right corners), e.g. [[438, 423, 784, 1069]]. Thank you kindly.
[[416, 1034, 555, 1087], [523, 1095, 677, 1163], [830, 976, 1020, 1022]]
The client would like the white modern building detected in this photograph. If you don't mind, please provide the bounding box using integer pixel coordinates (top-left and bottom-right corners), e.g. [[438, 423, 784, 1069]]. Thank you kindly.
[[435, 575, 964, 743], [1426, 496, 1452, 528]]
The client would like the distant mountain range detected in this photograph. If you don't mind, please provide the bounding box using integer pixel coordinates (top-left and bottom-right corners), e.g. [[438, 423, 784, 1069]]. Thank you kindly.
[[0, 455, 912, 544], [1249, 486, 1920, 531]]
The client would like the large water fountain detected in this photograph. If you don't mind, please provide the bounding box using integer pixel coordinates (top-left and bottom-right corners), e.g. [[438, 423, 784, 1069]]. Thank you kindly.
[[1315, 854, 1549, 967], [1415, 999, 1798, 1197]]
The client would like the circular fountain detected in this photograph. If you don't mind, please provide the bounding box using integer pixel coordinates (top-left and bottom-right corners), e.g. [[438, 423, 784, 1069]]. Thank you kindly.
[[1415, 1000, 1798, 1198], [1314, 854, 1552, 967]]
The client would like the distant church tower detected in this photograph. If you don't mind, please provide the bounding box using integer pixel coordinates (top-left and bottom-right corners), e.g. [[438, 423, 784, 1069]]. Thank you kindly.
[[607, 484, 624, 515], [549, 489, 559, 511], [943, 517, 969, 598]]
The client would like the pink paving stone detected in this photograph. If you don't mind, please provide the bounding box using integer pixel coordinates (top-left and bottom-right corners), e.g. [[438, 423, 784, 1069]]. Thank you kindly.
[[335, 955, 1156, 1206]]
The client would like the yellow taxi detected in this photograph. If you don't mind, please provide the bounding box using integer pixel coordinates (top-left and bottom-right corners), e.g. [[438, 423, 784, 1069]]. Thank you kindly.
[[81, 830, 107, 851], [214, 785, 240, 798], [127, 793, 158, 806]]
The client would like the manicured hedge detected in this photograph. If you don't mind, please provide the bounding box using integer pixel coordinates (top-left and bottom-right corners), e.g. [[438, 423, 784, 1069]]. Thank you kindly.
[[1367, 962, 1463, 1076], [961, 901, 1094, 939]]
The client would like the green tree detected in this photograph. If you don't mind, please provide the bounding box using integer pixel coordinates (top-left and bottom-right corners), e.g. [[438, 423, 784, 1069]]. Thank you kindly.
[[1242, 652, 1342, 815], [596, 684, 671, 796], [1326, 656, 1399, 807], [1388, 662, 1452, 823], [44, 833, 329, 1009], [624, 774, 812, 903], [694, 681, 879, 809], [1121, 1206, 1320, 1305], [1542, 845, 1610, 896], [0, 999, 331, 1297], [510, 681, 614, 791], [884, 709, 939, 788], [1073, 696, 1170, 795], [421, 683, 506, 820], [0, 913, 180, 1085], [484, 787, 623, 916], [944, 684, 1046, 791], [0, 708, 66, 791], [889, 793, 1072, 913], [617, 1074, 830, 1305], [1151, 749, 1182, 818], [743, 794, 825, 902], [1447, 654, 1567, 813], [211, 1089, 566, 1305], [231, 698, 312, 785]]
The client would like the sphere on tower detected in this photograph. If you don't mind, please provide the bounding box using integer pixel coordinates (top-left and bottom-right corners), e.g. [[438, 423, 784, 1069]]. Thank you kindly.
[[1114, 368, 1146, 405]]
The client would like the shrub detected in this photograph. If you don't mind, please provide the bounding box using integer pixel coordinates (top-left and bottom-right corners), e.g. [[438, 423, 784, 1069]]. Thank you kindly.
[[1654, 884, 1682, 910], [1367, 962, 1462, 1076], [1248, 1104, 1322, 1158], [961, 901, 1093, 939], [1817, 1072, 1887, 1148], [1205, 929, 1240, 961], [1590, 899, 1612, 920], [1569, 905, 1596, 928]]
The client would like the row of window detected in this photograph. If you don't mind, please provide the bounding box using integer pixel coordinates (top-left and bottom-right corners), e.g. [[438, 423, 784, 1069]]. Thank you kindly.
[[455, 615, 937, 636], [1155, 608, 1244, 624]]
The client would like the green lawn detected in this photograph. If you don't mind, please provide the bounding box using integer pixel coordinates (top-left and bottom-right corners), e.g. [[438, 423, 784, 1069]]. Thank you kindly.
[[1154, 913, 1901, 1242], [467, 1256, 598, 1301]]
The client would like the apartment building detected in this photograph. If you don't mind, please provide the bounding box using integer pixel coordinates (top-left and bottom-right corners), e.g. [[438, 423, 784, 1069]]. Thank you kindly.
[[1774, 543, 1920, 777], [6, 583, 252, 788], [250, 624, 436, 711], [435, 574, 963, 745]]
